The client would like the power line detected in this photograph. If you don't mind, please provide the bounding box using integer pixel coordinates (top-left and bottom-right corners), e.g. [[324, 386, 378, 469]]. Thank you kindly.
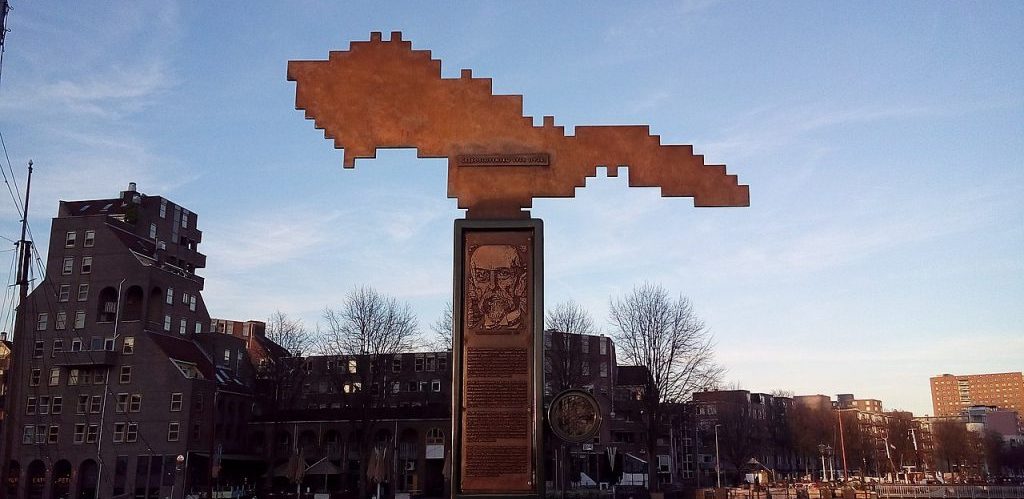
[[0, 131, 25, 218]]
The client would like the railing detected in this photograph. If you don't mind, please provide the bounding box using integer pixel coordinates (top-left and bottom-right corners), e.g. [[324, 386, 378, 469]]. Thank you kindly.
[[876, 485, 1024, 499], [700, 486, 1024, 499]]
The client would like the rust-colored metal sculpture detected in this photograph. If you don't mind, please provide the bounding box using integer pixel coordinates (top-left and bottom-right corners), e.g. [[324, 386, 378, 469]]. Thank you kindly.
[[288, 31, 749, 219], [289, 32, 749, 499]]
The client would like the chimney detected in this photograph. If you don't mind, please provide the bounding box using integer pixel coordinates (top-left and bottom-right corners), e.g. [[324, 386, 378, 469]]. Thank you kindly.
[[127, 182, 137, 192]]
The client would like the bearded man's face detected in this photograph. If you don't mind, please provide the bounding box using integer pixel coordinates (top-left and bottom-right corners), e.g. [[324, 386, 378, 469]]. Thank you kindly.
[[469, 245, 524, 329]]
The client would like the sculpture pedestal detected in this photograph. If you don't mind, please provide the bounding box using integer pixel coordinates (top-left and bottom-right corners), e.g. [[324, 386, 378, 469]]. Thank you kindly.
[[452, 219, 544, 498]]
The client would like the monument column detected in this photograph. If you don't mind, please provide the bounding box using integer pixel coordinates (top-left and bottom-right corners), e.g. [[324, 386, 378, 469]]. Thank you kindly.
[[451, 219, 544, 498]]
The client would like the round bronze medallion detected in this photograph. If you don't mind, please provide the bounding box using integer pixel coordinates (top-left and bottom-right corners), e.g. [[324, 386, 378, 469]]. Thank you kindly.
[[548, 389, 602, 443]]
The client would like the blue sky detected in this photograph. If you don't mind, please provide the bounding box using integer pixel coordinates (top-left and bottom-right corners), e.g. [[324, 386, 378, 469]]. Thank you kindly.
[[0, 1, 1020, 416]]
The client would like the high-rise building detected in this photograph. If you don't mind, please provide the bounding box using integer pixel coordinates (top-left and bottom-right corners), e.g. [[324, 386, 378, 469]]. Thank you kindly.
[[930, 372, 1024, 417], [1, 184, 256, 499]]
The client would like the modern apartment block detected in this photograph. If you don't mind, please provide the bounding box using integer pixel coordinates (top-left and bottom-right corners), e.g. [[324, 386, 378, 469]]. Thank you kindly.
[[837, 393, 883, 413], [930, 372, 1024, 417], [1, 185, 256, 499]]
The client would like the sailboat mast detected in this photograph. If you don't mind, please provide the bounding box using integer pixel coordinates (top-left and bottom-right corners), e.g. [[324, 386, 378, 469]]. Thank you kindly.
[[15, 160, 32, 320]]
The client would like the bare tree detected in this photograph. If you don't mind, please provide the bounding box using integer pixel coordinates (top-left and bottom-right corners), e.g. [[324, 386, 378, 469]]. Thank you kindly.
[[787, 403, 834, 476], [545, 299, 595, 334], [608, 282, 723, 491], [266, 310, 311, 356], [429, 300, 454, 350], [716, 399, 769, 484], [316, 285, 419, 498], [545, 300, 596, 393]]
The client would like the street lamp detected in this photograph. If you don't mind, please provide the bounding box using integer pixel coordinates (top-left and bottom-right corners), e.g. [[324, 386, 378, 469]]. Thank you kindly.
[[818, 444, 827, 482], [170, 454, 184, 499], [715, 424, 722, 488]]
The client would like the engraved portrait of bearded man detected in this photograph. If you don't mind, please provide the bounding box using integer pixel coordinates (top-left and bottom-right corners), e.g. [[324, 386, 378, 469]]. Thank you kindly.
[[467, 244, 527, 331]]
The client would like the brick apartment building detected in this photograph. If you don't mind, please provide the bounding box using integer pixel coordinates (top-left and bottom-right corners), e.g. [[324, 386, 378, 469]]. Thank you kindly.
[[930, 372, 1024, 418], [0, 185, 256, 499]]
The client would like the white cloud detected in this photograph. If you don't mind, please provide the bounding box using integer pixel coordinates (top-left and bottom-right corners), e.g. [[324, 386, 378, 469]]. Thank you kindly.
[[203, 208, 346, 273]]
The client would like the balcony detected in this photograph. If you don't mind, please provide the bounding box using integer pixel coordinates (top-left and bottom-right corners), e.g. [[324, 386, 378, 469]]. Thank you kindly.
[[53, 349, 117, 366]]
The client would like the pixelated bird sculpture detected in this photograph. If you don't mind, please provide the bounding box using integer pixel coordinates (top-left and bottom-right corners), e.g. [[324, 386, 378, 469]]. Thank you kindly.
[[288, 31, 749, 219]]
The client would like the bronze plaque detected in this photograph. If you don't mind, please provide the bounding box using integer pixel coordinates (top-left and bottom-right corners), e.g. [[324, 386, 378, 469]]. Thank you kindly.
[[456, 153, 550, 167], [454, 221, 542, 497], [548, 389, 603, 444]]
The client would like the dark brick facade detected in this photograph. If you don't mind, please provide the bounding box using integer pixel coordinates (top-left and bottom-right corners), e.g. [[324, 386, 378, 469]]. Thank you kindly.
[[1, 185, 254, 499]]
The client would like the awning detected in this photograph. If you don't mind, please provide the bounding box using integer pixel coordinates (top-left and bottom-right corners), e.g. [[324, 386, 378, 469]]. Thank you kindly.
[[305, 460, 342, 476], [625, 453, 647, 465]]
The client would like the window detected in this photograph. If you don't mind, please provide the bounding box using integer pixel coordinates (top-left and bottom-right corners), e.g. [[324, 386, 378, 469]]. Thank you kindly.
[[393, 356, 402, 373], [26, 396, 36, 415], [116, 393, 128, 413], [166, 288, 174, 305], [74, 310, 86, 329], [426, 428, 444, 445], [81, 256, 93, 274], [129, 394, 142, 412], [22, 426, 35, 444], [179, 319, 187, 335], [94, 368, 107, 384], [84, 230, 95, 247], [36, 313, 48, 331], [49, 367, 61, 386], [432, 379, 442, 392], [126, 423, 138, 442], [78, 283, 89, 301], [77, 395, 88, 414], [59, 284, 70, 302], [167, 422, 180, 442], [438, 354, 448, 372], [223, 349, 230, 363], [55, 312, 67, 330], [415, 356, 424, 372], [392, 382, 401, 393], [73, 424, 86, 443], [600, 337, 608, 355], [426, 355, 437, 371], [170, 393, 182, 411], [189, 295, 196, 311], [119, 366, 132, 384], [65, 231, 77, 247], [38, 396, 50, 415], [81, 368, 93, 385], [86, 424, 99, 443], [181, 209, 189, 228], [63, 257, 74, 275], [30, 368, 41, 386], [347, 359, 357, 374], [163, 315, 171, 331], [68, 369, 80, 386], [160, 200, 167, 218], [113, 423, 126, 443], [51, 396, 62, 414], [582, 361, 590, 376], [90, 395, 102, 413], [149, 223, 157, 238], [582, 337, 590, 353], [600, 361, 608, 378], [71, 338, 82, 351], [33, 339, 44, 357], [194, 322, 202, 335], [122, 336, 134, 354]]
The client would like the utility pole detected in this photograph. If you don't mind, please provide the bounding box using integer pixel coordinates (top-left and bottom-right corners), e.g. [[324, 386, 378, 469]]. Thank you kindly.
[[16, 160, 31, 327], [715, 424, 721, 488]]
